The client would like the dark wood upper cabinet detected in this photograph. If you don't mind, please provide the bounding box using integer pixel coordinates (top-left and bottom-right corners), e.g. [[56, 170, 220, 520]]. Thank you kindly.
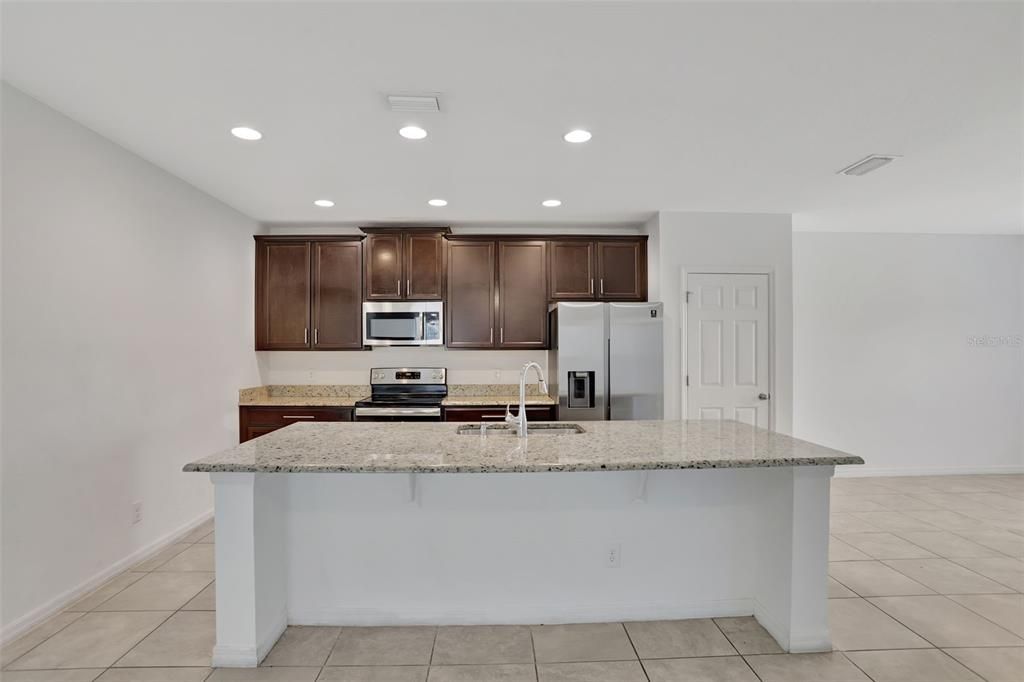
[[255, 232, 645, 352], [364, 233, 403, 300], [446, 240, 496, 348], [549, 240, 595, 300], [256, 240, 311, 350], [362, 227, 447, 300], [596, 239, 646, 301], [498, 241, 548, 348], [312, 241, 363, 349], [404, 232, 445, 299], [255, 236, 364, 351]]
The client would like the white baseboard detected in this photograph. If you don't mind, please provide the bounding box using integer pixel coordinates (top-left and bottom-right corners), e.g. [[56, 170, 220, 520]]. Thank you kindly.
[[0, 509, 213, 646], [835, 464, 1024, 478], [211, 608, 287, 668], [211, 644, 259, 668], [752, 597, 831, 654], [288, 598, 754, 628]]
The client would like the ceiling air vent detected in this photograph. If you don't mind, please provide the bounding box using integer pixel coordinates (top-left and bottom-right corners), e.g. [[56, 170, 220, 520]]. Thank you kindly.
[[387, 95, 440, 113], [837, 154, 900, 176]]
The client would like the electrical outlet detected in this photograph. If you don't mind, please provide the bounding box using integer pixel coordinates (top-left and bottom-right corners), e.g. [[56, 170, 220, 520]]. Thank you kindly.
[[606, 543, 621, 568], [494, 370, 502, 381], [132, 501, 143, 525]]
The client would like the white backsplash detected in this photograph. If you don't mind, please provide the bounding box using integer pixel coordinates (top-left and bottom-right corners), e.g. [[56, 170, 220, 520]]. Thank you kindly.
[[257, 347, 548, 385]]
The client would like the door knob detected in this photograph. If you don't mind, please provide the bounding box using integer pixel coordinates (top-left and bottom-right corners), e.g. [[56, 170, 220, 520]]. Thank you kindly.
[[758, 393, 770, 400]]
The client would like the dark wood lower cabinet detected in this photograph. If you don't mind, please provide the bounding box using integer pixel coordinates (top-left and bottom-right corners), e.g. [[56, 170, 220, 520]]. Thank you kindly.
[[443, 405, 558, 422], [239, 406, 353, 443]]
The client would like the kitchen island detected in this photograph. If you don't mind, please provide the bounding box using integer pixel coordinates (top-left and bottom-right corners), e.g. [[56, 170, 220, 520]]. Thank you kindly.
[[184, 420, 862, 667]]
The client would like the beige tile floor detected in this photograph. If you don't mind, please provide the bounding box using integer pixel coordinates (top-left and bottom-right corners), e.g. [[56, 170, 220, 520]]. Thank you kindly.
[[2, 474, 1023, 681]]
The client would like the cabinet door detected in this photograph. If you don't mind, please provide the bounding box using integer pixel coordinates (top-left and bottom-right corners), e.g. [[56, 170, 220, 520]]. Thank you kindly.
[[446, 240, 496, 348], [596, 240, 645, 301], [404, 233, 445, 299], [364, 233, 404, 300], [549, 240, 594, 300], [256, 241, 311, 350], [498, 241, 548, 348], [313, 241, 363, 349]]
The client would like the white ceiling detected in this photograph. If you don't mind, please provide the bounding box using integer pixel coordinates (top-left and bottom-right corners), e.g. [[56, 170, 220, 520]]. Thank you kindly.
[[2, 1, 1021, 233]]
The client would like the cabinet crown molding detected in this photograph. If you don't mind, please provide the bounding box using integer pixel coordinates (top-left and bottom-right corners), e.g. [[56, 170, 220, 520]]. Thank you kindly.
[[254, 235, 365, 242], [360, 225, 451, 235]]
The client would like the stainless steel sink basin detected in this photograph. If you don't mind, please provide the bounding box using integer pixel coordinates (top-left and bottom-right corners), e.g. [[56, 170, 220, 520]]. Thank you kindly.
[[456, 423, 586, 436]]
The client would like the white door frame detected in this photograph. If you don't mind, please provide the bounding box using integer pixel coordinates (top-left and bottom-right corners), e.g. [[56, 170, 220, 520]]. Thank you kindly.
[[680, 266, 776, 431]]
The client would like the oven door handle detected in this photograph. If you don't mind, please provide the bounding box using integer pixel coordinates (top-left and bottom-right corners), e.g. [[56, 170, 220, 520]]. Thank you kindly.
[[354, 407, 442, 417]]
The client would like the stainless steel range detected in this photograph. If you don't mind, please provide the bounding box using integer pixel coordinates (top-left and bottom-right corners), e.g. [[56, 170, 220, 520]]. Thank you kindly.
[[353, 367, 447, 421]]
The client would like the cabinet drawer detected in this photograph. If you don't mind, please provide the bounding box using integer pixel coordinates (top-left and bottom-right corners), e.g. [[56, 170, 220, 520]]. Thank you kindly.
[[239, 406, 352, 442], [242, 407, 352, 425], [443, 405, 557, 422]]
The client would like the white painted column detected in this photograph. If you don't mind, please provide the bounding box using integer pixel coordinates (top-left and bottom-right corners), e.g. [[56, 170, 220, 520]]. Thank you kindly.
[[785, 465, 833, 652], [751, 465, 833, 653], [210, 473, 287, 667]]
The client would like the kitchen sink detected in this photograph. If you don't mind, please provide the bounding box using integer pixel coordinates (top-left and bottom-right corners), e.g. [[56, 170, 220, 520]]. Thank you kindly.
[[456, 423, 586, 436]]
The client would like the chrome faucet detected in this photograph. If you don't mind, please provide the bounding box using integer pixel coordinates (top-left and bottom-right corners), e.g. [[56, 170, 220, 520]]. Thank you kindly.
[[505, 362, 549, 438]]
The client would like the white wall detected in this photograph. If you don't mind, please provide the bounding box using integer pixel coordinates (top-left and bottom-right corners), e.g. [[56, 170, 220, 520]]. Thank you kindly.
[[646, 212, 794, 432], [259, 349, 548, 386], [0, 85, 261, 636], [793, 232, 1024, 476]]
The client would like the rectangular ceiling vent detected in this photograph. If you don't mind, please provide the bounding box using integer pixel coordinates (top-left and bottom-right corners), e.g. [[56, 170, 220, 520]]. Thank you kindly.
[[387, 94, 440, 113], [838, 154, 900, 176]]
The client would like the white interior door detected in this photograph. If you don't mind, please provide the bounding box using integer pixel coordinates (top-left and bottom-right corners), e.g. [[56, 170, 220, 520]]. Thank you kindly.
[[685, 273, 770, 427]]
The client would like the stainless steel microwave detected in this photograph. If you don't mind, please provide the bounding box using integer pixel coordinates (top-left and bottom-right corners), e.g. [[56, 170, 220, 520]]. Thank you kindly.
[[362, 301, 443, 346]]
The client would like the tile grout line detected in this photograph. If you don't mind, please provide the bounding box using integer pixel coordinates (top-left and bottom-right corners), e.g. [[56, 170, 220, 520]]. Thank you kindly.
[[530, 627, 539, 682], [618, 621, 651, 682], [709, 617, 766, 682]]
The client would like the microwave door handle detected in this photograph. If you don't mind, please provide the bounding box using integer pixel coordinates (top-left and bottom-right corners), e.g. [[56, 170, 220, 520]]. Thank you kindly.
[[420, 314, 426, 340]]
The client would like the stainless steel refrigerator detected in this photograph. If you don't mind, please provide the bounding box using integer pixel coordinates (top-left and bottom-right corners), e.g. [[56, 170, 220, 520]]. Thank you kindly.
[[548, 302, 664, 420]]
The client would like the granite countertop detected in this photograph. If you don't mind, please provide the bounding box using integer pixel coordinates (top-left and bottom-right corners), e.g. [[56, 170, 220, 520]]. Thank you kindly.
[[184, 420, 863, 474], [239, 385, 555, 407]]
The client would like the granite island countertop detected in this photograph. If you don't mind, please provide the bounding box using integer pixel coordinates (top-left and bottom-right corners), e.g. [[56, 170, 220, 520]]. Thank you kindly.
[[184, 420, 863, 474]]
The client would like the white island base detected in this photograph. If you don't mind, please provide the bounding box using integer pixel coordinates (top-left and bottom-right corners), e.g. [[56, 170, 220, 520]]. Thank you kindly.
[[209, 466, 834, 667]]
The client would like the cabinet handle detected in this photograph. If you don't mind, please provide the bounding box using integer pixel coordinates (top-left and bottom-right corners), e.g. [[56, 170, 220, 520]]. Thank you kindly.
[[590, 278, 594, 295], [481, 414, 505, 420], [397, 279, 401, 296], [500, 327, 504, 344], [490, 328, 493, 344], [282, 415, 315, 419], [314, 328, 318, 345], [304, 327, 308, 345], [407, 279, 411, 296], [600, 279, 605, 295]]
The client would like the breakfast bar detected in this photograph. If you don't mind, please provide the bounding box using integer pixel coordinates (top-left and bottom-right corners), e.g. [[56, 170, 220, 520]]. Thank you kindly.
[[184, 420, 862, 667]]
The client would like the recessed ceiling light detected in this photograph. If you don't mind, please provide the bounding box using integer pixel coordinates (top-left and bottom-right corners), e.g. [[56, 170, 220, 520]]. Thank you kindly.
[[542, 199, 562, 207], [399, 125, 428, 140], [230, 126, 262, 141], [563, 129, 592, 144], [313, 199, 335, 208], [427, 198, 448, 207], [837, 154, 901, 176]]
